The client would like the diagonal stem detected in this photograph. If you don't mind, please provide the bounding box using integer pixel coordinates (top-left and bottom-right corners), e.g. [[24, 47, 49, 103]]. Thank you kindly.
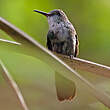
[[0, 60, 30, 110]]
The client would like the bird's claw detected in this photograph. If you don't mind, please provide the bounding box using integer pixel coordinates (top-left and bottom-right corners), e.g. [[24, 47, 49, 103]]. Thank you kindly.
[[69, 55, 74, 59]]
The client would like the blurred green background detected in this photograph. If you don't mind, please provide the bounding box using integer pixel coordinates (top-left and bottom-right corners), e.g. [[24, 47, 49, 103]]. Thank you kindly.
[[0, 0, 110, 110], [0, 0, 110, 64]]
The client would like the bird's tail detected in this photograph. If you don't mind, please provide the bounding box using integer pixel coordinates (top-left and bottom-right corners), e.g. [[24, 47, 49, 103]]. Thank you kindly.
[[55, 72, 76, 101]]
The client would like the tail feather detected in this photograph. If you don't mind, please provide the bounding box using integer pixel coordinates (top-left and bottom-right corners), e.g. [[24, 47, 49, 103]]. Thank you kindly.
[[55, 72, 76, 101]]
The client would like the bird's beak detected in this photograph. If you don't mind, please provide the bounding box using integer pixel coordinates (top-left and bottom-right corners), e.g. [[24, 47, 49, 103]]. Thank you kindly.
[[34, 10, 51, 17]]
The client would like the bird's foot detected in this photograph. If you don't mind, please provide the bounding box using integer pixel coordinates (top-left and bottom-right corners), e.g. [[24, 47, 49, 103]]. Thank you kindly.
[[69, 55, 74, 59]]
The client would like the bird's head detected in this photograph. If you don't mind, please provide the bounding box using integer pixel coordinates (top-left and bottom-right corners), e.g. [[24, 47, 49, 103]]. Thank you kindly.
[[34, 9, 69, 24]]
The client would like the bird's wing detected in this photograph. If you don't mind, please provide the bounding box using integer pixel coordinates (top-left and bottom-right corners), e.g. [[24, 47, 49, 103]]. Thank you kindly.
[[74, 34, 79, 57], [47, 30, 54, 51], [68, 27, 79, 57]]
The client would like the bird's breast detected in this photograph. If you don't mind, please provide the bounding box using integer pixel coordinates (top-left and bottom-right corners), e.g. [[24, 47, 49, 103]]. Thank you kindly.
[[50, 23, 70, 42]]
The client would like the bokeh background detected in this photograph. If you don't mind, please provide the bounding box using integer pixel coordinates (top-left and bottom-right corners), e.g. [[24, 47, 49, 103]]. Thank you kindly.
[[0, 0, 110, 64], [0, 0, 110, 110]]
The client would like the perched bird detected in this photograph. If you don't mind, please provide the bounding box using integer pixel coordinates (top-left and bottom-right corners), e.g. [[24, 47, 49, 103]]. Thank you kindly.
[[34, 9, 79, 58], [34, 9, 78, 101]]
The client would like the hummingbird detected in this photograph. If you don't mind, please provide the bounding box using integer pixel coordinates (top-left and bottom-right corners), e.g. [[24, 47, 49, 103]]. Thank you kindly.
[[34, 9, 78, 101]]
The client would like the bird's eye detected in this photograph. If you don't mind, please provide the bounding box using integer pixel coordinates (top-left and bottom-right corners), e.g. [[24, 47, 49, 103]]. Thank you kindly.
[[55, 11, 61, 16], [57, 12, 61, 16]]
